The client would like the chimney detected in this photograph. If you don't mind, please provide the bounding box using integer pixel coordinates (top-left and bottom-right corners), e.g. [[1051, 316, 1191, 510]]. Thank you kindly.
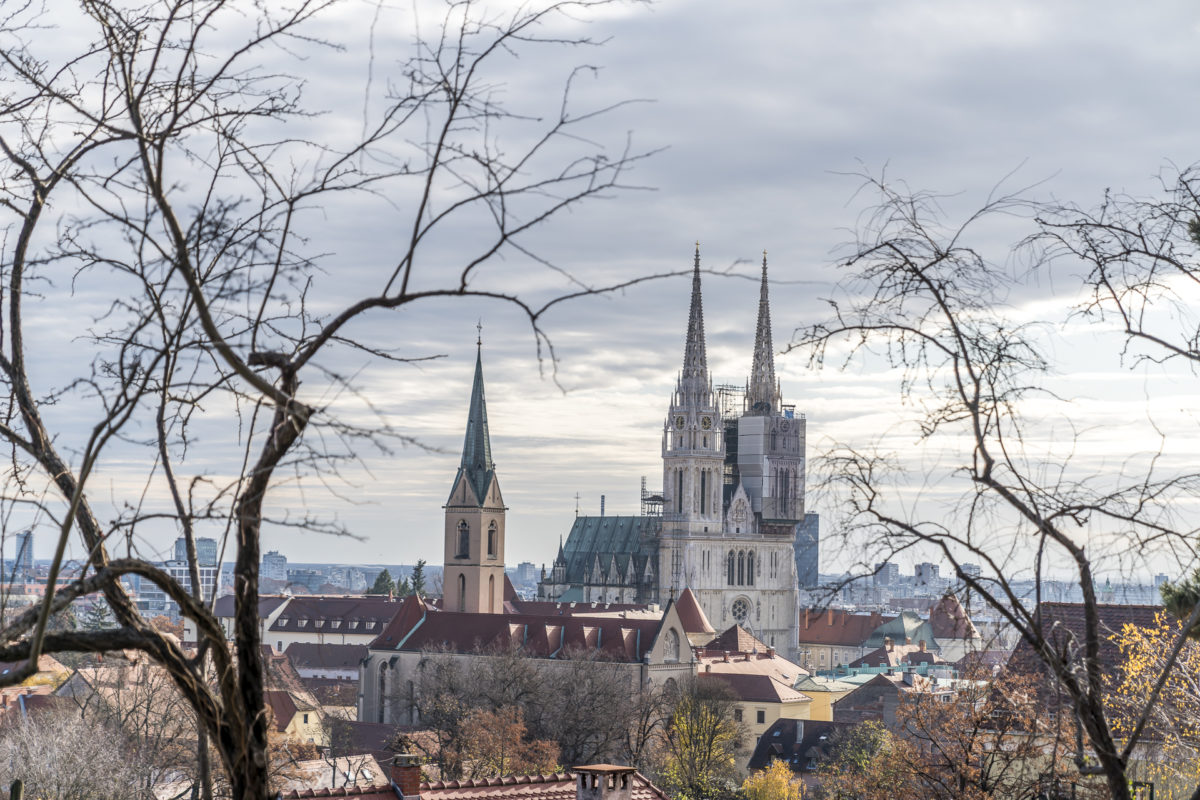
[[723, 651, 730, 663], [827, 608, 834, 626], [600, 495, 606, 517], [804, 608, 809, 629], [766, 647, 775, 659], [576, 765, 636, 800], [391, 753, 422, 798], [884, 636, 893, 652], [919, 639, 926, 652], [905, 637, 912, 645]]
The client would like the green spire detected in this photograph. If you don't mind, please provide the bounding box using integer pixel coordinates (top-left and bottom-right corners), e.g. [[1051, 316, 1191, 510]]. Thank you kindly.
[[457, 341, 495, 504]]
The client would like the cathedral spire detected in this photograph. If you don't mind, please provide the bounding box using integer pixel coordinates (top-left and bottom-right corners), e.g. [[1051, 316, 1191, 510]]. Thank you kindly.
[[747, 251, 780, 415], [459, 339, 495, 502], [679, 243, 710, 404]]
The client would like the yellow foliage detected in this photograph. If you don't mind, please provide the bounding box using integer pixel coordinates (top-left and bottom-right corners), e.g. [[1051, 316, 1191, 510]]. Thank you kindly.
[[741, 759, 802, 800], [1107, 611, 1200, 799]]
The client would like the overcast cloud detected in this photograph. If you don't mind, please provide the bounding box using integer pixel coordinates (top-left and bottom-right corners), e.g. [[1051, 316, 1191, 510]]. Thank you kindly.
[[14, 0, 1200, 580]]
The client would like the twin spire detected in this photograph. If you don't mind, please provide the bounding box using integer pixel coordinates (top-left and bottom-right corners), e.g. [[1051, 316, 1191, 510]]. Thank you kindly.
[[680, 246, 780, 413]]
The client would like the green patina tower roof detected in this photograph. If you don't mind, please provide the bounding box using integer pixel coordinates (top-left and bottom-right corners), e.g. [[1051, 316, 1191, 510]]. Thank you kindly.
[[453, 344, 495, 505]]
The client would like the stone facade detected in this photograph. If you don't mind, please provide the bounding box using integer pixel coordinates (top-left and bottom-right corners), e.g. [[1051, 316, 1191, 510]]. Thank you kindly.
[[540, 248, 811, 659]]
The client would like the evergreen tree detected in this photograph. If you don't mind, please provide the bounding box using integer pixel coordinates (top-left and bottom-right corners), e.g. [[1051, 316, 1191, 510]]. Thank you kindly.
[[395, 576, 413, 597], [410, 560, 427, 598], [367, 569, 395, 596], [80, 600, 115, 631]]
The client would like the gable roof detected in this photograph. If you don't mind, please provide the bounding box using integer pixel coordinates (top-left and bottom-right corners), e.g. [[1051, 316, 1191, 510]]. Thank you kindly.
[[929, 593, 981, 640], [212, 594, 289, 619], [797, 608, 886, 647], [673, 588, 715, 635], [849, 642, 946, 669], [703, 624, 766, 654], [863, 611, 939, 652], [1006, 602, 1165, 677], [270, 596, 404, 634], [747, 718, 852, 773]]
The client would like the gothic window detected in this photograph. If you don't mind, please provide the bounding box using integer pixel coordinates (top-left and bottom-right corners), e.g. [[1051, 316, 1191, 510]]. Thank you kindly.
[[700, 470, 708, 514], [747, 551, 755, 586], [737, 551, 745, 585], [456, 520, 469, 558], [664, 628, 680, 663], [489, 575, 496, 613], [771, 431, 778, 450], [675, 470, 682, 514], [727, 550, 736, 585], [457, 573, 467, 612], [487, 521, 497, 559]]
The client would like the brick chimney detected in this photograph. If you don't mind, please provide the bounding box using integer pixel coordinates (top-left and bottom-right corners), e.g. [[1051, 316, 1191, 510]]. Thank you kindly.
[[884, 636, 893, 652], [919, 639, 926, 652], [827, 608, 834, 626], [391, 753, 422, 798], [576, 765, 636, 800], [766, 646, 775, 659]]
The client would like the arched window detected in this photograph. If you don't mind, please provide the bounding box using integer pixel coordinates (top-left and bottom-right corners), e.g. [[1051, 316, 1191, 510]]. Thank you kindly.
[[456, 520, 469, 558], [747, 551, 755, 586], [727, 551, 736, 585], [488, 575, 496, 613], [457, 573, 467, 612], [487, 521, 497, 559], [737, 551, 745, 585]]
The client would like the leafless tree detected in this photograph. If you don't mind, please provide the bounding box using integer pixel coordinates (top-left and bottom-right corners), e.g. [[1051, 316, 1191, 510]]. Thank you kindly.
[[0, 1, 658, 796], [0, 708, 150, 799], [793, 172, 1200, 800]]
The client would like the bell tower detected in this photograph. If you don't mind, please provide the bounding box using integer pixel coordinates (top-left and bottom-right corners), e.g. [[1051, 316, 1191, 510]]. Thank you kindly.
[[662, 246, 725, 563], [737, 253, 804, 535], [444, 337, 506, 613]]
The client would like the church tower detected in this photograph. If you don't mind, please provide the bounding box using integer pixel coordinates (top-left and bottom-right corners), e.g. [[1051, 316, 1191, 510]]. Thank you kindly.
[[444, 340, 506, 613], [737, 253, 805, 535], [661, 246, 725, 589]]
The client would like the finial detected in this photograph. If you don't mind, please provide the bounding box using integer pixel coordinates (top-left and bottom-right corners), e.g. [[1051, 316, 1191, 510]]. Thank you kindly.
[[476, 320, 482, 349]]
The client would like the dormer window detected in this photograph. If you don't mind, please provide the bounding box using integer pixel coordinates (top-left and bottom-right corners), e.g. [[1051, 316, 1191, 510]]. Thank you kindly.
[[315, 619, 325, 628], [298, 619, 308, 628], [365, 621, 376, 629], [279, 618, 289, 626], [349, 620, 359, 629], [331, 620, 342, 629]]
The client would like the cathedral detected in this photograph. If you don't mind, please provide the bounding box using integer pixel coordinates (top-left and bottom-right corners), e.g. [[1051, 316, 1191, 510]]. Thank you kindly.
[[538, 246, 815, 657]]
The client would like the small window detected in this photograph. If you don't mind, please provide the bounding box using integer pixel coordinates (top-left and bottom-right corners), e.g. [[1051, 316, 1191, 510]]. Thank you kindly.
[[276, 641, 283, 652], [733, 709, 743, 722], [303, 713, 309, 724], [349, 620, 359, 629], [756, 710, 765, 724]]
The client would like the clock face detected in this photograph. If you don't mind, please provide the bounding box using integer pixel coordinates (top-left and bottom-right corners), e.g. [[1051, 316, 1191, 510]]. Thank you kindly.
[[701, 416, 712, 430], [675, 416, 685, 429], [780, 420, 790, 432]]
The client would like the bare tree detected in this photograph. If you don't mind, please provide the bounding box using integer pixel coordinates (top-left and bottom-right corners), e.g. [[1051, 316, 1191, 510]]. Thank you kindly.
[[0, 708, 149, 800], [793, 172, 1200, 800], [0, 1, 658, 797]]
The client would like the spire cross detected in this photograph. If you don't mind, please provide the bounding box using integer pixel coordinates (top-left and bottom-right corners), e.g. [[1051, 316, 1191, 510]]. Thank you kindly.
[[476, 320, 482, 348]]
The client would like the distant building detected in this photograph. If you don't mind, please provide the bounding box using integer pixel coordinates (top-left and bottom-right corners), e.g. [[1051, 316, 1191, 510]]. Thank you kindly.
[[262, 550, 288, 582], [1154, 573, 1169, 588], [915, 562, 940, 586], [173, 536, 218, 566], [795, 513, 819, 588], [286, 568, 325, 593], [12, 530, 33, 577], [165, 559, 219, 604], [873, 561, 900, 587], [960, 562, 982, 579], [515, 561, 538, 585]]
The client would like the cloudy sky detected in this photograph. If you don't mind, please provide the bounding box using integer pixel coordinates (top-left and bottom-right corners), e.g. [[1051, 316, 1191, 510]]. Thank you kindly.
[[15, 0, 1200, 581]]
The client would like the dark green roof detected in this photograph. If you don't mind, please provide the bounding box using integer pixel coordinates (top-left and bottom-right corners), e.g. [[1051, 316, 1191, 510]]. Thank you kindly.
[[559, 515, 660, 585], [455, 347, 495, 505]]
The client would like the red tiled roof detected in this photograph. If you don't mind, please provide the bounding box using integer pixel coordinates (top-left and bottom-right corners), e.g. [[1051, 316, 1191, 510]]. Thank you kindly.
[[1007, 602, 1165, 677], [673, 589, 715, 635], [420, 770, 668, 800], [929, 594, 980, 640], [213, 594, 289, 619], [280, 787, 396, 799], [271, 596, 404, 634], [264, 690, 298, 732], [370, 596, 661, 663], [797, 608, 887, 647], [703, 625, 766, 654], [700, 672, 810, 704]]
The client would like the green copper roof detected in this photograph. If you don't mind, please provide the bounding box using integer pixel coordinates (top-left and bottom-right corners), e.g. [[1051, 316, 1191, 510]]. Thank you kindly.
[[456, 346, 495, 505]]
